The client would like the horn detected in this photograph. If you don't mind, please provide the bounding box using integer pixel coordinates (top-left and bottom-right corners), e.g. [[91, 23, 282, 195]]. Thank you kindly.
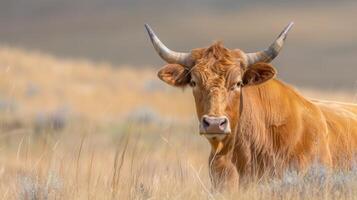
[[246, 22, 294, 66], [144, 24, 194, 67]]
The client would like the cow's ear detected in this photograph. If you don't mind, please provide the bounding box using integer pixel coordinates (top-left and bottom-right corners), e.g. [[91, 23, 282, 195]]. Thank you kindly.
[[242, 63, 276, 86], [157, 64, 190, 87]]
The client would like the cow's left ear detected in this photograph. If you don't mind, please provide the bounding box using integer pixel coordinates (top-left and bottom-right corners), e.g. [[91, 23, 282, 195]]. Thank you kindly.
[[157, 64, 190, 87], [242, 63, 276, 86]]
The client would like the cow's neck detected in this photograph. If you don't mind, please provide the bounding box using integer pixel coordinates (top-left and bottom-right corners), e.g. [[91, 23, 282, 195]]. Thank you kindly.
[[235, 79, 301, 175]]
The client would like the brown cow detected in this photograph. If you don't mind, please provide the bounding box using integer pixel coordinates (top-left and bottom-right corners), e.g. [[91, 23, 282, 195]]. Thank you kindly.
[[145, 23, 357, 190]]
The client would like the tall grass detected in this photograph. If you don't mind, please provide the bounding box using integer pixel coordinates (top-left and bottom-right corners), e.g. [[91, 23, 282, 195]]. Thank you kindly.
[[1, 122, 356, 200]]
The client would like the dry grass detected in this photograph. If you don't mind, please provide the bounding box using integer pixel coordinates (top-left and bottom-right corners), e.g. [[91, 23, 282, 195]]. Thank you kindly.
[[0, 47, 356, 199]]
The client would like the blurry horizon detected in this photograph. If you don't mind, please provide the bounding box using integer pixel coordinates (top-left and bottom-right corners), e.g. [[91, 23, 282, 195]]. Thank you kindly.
[[0, 0, 356, 90]]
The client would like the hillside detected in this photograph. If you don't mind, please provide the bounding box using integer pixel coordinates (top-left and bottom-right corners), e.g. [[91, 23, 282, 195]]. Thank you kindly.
[[0, 46, 196, 125], [0, 46, 355, 124]]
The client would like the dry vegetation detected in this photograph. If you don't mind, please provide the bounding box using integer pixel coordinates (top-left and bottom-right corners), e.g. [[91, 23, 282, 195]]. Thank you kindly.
[[0, 47, 356, 199]]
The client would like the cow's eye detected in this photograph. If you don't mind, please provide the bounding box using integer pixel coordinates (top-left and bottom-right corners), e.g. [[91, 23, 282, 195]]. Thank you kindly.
[[230, 82, 242, 91], [236, 81, 243, 87], [190, 80, 196, 87]]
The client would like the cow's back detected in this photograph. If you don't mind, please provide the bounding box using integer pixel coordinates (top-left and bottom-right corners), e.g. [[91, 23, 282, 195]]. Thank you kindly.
[[313, 100, 357, 167]]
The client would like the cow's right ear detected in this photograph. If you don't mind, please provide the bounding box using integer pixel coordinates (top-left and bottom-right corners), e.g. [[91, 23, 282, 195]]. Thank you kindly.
[[241, 63, 276, 86], [157, 64, 190, 87]]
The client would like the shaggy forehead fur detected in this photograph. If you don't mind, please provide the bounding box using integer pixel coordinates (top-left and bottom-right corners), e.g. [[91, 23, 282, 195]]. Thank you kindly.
[[190, 42, 245, 86]]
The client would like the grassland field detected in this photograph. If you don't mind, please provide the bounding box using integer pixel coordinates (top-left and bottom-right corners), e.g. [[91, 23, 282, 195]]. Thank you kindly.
[[0, 46, 356, 199]]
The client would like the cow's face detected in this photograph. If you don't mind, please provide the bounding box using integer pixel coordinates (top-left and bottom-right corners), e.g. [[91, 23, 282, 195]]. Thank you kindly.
[[145, 22, 292, 142], [157, 43, 276, 141]]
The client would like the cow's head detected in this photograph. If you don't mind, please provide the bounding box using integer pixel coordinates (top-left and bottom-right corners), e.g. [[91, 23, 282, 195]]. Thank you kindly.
[[145, 23, 293, 143]]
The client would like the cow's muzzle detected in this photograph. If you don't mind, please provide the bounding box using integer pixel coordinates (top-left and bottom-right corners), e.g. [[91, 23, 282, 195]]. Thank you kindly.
[[200, 115, 231, 140]]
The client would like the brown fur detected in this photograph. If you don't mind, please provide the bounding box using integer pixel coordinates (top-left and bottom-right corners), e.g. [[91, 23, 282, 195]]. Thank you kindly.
[[157, 42, 357, 190]]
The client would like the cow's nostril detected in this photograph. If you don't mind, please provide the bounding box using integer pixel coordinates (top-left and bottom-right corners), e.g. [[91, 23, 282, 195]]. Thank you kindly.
[[202, 117, 210, 128], [219, 118, 227, 127]]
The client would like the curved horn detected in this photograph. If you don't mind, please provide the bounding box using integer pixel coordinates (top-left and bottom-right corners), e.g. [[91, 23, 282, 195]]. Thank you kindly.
[[246, 22, 294, 66], [144, 24, 194, 67]]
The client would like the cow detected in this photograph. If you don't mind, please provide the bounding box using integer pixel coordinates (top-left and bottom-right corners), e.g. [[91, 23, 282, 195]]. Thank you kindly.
[[144, 22, 357, 190]]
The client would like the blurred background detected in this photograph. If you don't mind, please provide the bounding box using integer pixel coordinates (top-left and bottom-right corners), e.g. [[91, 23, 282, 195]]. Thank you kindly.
[[1, 0, 357, 89], [0, 0, 356, 198]]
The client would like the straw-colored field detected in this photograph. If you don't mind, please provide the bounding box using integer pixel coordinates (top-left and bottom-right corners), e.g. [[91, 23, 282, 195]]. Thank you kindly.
[[0, 47, 356, 199]]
